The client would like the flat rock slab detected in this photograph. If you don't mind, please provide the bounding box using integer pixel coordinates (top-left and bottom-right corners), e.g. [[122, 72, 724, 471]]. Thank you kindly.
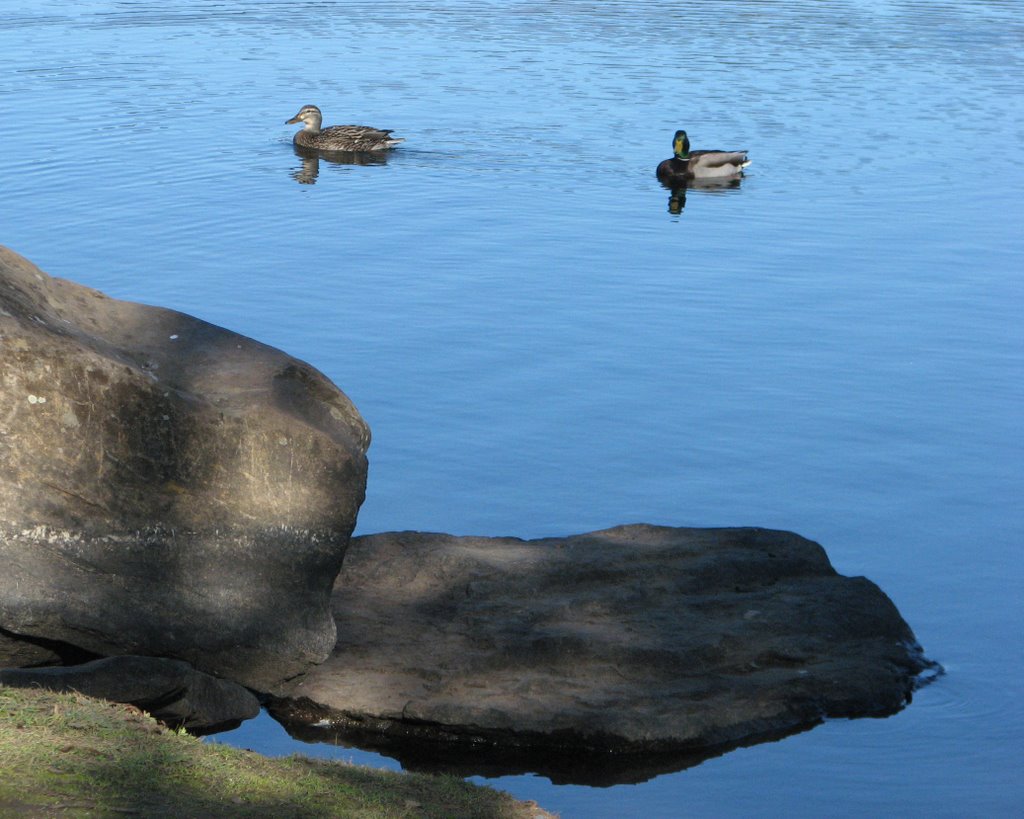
[[0, 655, 260, 732], [270, 525, 935, 784]]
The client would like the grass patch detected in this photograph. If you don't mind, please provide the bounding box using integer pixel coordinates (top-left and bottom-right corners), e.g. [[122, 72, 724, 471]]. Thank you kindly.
[[0, 685, 554, 818]]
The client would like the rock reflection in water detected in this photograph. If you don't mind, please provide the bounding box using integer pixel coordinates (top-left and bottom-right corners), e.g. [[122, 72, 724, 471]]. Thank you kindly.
[[264, 702, 816, 786], [291, 144, 390, 184]]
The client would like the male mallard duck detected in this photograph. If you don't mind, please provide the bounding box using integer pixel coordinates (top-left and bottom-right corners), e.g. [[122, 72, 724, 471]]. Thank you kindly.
[[656, 130, 750, 184], [286, 104, 403, 152]]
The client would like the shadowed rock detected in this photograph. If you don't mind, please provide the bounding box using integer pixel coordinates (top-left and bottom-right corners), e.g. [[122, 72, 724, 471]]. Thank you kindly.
[[0, 627, 99, 669], [0, 655, 260, 732], [269, 525, 938, 784], [0, 246, 369, 692]]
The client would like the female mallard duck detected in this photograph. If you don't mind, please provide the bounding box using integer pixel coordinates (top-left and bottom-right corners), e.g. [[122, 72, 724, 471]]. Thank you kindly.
[[286, 104, 403, 152], [656, 130, 750, 185]]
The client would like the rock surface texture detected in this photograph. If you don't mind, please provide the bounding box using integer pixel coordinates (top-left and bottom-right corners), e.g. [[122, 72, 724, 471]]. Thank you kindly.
[[0, 246, 370, 692], [0, 655, 261, 732], [271, 525, 936, 783]]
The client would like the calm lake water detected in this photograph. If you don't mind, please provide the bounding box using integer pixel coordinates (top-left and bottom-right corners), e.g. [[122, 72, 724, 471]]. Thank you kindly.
[[2, 1, 1022, 815]]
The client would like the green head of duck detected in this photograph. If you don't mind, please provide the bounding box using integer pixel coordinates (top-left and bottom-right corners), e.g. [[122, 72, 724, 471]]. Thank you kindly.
[[672, 130, 691, 159]]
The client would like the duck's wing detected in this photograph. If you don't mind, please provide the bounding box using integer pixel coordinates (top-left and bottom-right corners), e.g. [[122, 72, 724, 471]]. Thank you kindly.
[[322, 125, 393, 139], [690, 150, 749, 169], [320, 125, 404, 150]]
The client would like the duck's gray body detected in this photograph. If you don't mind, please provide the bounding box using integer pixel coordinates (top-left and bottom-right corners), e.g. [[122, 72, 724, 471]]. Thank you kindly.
[[656, 130, 749, 184], [286, 104, 403, 152]]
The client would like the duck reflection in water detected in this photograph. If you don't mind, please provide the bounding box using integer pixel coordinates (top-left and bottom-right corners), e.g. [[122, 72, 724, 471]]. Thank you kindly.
[[290, 143, 391, 185], [662, 175, 744, 214], [656, 129, 749, 214]]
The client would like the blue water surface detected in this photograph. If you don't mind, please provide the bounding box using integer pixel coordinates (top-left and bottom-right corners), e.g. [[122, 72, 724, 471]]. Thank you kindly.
[[1, 1, 1022, 816]]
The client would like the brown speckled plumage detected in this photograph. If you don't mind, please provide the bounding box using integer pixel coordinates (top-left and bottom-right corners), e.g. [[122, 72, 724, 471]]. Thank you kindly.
[[285, 104, 403, 152]]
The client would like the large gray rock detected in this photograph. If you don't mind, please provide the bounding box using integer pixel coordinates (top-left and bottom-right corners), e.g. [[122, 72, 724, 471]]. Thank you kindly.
[[0, 246, 370, 691], [270, 525, 937, 784], [0, 655, 260, 732]]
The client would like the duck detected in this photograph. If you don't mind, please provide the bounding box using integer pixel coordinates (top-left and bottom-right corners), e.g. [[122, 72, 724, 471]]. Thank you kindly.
[[656, 130, 750, 185], [285, 104, 403, 152]]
